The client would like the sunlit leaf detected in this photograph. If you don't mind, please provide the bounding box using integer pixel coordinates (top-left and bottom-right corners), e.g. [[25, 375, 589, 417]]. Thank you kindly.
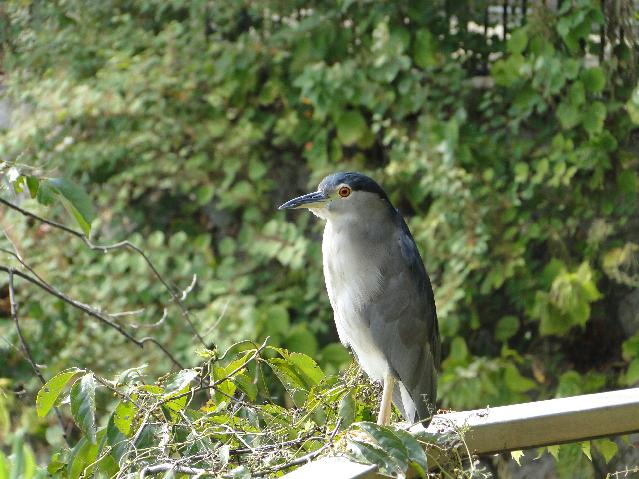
[[594, 438, 618, 464], [511, 450, 524, 465], [70, 374, 97, 443], [164, 369, 198, 394], [336, 110, 367, 146], [347, 438, 403, 475], [113, 399, 137, 436], [36, 368, 84, 418]]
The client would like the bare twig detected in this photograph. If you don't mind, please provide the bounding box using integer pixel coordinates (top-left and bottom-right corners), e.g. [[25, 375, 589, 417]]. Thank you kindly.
[[8, 268, 70, 446], [230, 433, 324, 455], [253, 418, 343, 476], [92, 374, 142, 409], [1, 266, 183, 369], [139, 337, 183, 369], [130, 307, 167, 328], [0, 196, 206, 347], [158, 337, 269, 406], [2, 266, 142, 344], [123, 408, 153, 467], [139, 463, 209, 478]]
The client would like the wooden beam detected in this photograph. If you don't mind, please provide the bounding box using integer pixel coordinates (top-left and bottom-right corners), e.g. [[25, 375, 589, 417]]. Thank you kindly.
[[282, 388, 639, 479]]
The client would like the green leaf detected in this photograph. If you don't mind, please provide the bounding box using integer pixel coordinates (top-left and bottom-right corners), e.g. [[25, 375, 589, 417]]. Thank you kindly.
[[491, 54, 525, 87], [113, 399, 137, 436], [556, 441, 594, 478], [164, 369, 198, 394], [392, 428, 428, 477], [511, 450, 524, 465], [580, 441, 591, 461], [26, 177, 40, 198], [35, 180, 57, 206], [67, 437, 98, 479], [288, 352, 325, 386], [594, 438, 618, 464], [285, 325, 319, 357], [338, 392, 355, 426], [514, 163, 529, 183], [163, 393, 189, 418], [319, 343, 351, 369], [46, 452, 66, 475], [507, 28, 528, 54], [556, 370, 584, 397], [582, 101, 606, 135], [624, 358, 639, 385], [8, 434, 37, 479], [617, 170, 637, 194], [495, 315, 520, 342], [0, 450, 8, 478], [356, 423, 409, 467], [547, 444, 560, 460], [503, 364, 535, 393], [106, 414, 128, 463], [622, 332, 639, 360], [268, 356, 314, 407], [36, 367, 83, 417], [581, 67, 606, 93], [556, 101, 580, 129], [413, 28, 439, 68], [336, 110, 368, 146], [50, 178, 96, 235], [568, 81, 586, 106], [347, 439, 403, 475], [37, 178, 96, 235], [234, 372, 258, 401], [626, 84, 639, 124], [70, 373, 97, 443]]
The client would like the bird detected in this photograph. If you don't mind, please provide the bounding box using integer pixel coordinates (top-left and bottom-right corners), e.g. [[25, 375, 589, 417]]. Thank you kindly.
[[279, 172, 440, 425]]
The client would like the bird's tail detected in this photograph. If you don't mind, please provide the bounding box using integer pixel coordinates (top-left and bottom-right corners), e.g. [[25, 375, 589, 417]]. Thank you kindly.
[[393, 366, 437, 424]]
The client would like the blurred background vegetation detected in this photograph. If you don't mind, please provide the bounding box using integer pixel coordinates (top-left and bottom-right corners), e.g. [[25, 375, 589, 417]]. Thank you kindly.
[[0, 0, 638, 476]]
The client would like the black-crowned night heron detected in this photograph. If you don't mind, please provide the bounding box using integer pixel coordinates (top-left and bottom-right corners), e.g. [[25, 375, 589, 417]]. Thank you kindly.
[[279, 172, 441, 425]]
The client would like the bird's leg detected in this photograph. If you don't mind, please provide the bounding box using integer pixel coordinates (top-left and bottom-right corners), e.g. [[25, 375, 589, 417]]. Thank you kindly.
[[377, 372, 395, 425]]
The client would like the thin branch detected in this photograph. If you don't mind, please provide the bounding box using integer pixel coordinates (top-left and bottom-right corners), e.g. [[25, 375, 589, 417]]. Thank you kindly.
[[92, 374, 142, 410], [230, 433, 325, 455], [1, 241, 150, 323], [3, 265, 141, 345], [0, 196, 206, 347], [124, 408, 153, 467], [158, 337, 269, 406], [140, 337, 183, 369], [8, 268, 70, 446], [139, 463, 209, 478], [253, 418, 343, 477], [130, 307, 166, 328], [1, 266, 183, 368]]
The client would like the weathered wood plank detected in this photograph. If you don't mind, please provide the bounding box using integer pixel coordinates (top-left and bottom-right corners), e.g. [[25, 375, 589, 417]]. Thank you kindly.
[[428, 387, 639, 454], [282, 388, 639, 479]]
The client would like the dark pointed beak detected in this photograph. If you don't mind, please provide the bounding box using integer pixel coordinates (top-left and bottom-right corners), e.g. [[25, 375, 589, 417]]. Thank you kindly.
[[278, 191, 329, 210]]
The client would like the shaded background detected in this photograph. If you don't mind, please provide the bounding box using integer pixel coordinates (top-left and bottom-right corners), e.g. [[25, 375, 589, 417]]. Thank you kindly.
[[1, 0, 638, 476]]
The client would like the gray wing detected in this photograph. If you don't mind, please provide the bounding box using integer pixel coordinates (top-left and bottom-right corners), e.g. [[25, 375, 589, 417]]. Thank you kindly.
[[363, 212, 441, 422]]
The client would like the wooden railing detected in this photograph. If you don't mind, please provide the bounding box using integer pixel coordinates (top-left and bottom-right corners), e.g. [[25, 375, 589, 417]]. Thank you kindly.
[[282, 388, 639, 479]]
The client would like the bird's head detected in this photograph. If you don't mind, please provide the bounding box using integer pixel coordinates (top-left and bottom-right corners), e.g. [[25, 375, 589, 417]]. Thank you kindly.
[[278, 172, 391, 221]]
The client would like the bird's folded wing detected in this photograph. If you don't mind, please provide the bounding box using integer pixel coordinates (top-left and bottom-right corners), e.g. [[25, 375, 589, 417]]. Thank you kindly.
[[364, 215, 440, 421]]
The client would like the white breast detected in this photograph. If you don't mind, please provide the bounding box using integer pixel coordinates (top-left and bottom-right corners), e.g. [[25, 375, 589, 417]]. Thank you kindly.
[[322, 220, 389, 382]]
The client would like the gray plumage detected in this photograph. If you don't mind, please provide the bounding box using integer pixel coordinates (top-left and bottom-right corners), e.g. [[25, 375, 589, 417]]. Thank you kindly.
[[279, 172, 440, 423]]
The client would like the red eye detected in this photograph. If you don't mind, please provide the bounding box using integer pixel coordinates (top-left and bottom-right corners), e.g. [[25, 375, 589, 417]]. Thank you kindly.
[[338, 186, 351, 198]]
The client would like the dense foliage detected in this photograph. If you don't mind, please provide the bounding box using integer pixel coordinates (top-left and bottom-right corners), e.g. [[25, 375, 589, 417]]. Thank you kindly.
[[1, 0, 638, 477]]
